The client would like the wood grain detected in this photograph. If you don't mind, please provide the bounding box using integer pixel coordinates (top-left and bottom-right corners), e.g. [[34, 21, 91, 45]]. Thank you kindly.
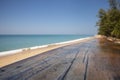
[[0, 38, 120, 80]]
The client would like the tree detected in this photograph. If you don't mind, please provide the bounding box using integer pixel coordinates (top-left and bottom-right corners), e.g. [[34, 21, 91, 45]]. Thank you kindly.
[[97, 0, 120, 38], [109, 0, 120, 10]]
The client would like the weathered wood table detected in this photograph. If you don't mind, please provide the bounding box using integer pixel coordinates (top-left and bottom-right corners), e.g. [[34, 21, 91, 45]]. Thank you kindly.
[[0, 38, 120, 80]]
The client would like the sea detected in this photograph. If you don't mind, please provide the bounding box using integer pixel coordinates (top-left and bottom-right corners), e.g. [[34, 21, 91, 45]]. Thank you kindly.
[[0, 35, 92, 52]]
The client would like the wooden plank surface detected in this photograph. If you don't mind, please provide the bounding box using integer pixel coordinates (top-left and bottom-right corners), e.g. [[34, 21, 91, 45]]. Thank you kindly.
[[0, 38, 120, 80]]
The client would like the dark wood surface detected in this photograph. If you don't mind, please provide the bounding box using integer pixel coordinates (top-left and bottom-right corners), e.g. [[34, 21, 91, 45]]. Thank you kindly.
[[0, 38, 120, 80]]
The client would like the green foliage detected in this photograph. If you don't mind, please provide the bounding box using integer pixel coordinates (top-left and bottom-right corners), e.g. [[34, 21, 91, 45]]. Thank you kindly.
[[97, 0, 120, 38], [111, 20, 120, 38]]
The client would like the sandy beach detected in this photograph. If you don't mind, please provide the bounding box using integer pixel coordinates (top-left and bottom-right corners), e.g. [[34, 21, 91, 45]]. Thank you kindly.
[[0, 37, 94, 68]]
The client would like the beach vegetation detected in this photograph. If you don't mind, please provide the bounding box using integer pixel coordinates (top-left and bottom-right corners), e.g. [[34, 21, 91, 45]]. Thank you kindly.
[[97, 0, 120, 38]]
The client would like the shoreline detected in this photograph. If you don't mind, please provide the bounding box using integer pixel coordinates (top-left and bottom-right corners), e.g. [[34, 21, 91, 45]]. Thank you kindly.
[[0, 37, 93, 56], [0, 36, 95, 68]]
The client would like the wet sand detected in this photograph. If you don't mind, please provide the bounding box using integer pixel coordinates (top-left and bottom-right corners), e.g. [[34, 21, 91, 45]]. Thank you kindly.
[[0, 37, 120, 80]]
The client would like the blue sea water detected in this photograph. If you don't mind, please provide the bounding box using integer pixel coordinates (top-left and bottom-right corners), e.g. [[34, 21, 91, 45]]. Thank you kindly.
[[0, 35, 92, 52]]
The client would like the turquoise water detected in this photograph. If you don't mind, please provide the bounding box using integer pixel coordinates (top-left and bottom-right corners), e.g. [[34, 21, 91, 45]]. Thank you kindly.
[[0, 35, 92, 52]]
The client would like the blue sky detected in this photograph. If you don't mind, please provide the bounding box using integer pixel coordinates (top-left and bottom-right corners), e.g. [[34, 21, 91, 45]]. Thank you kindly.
[[0, 0, 109, 35]]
